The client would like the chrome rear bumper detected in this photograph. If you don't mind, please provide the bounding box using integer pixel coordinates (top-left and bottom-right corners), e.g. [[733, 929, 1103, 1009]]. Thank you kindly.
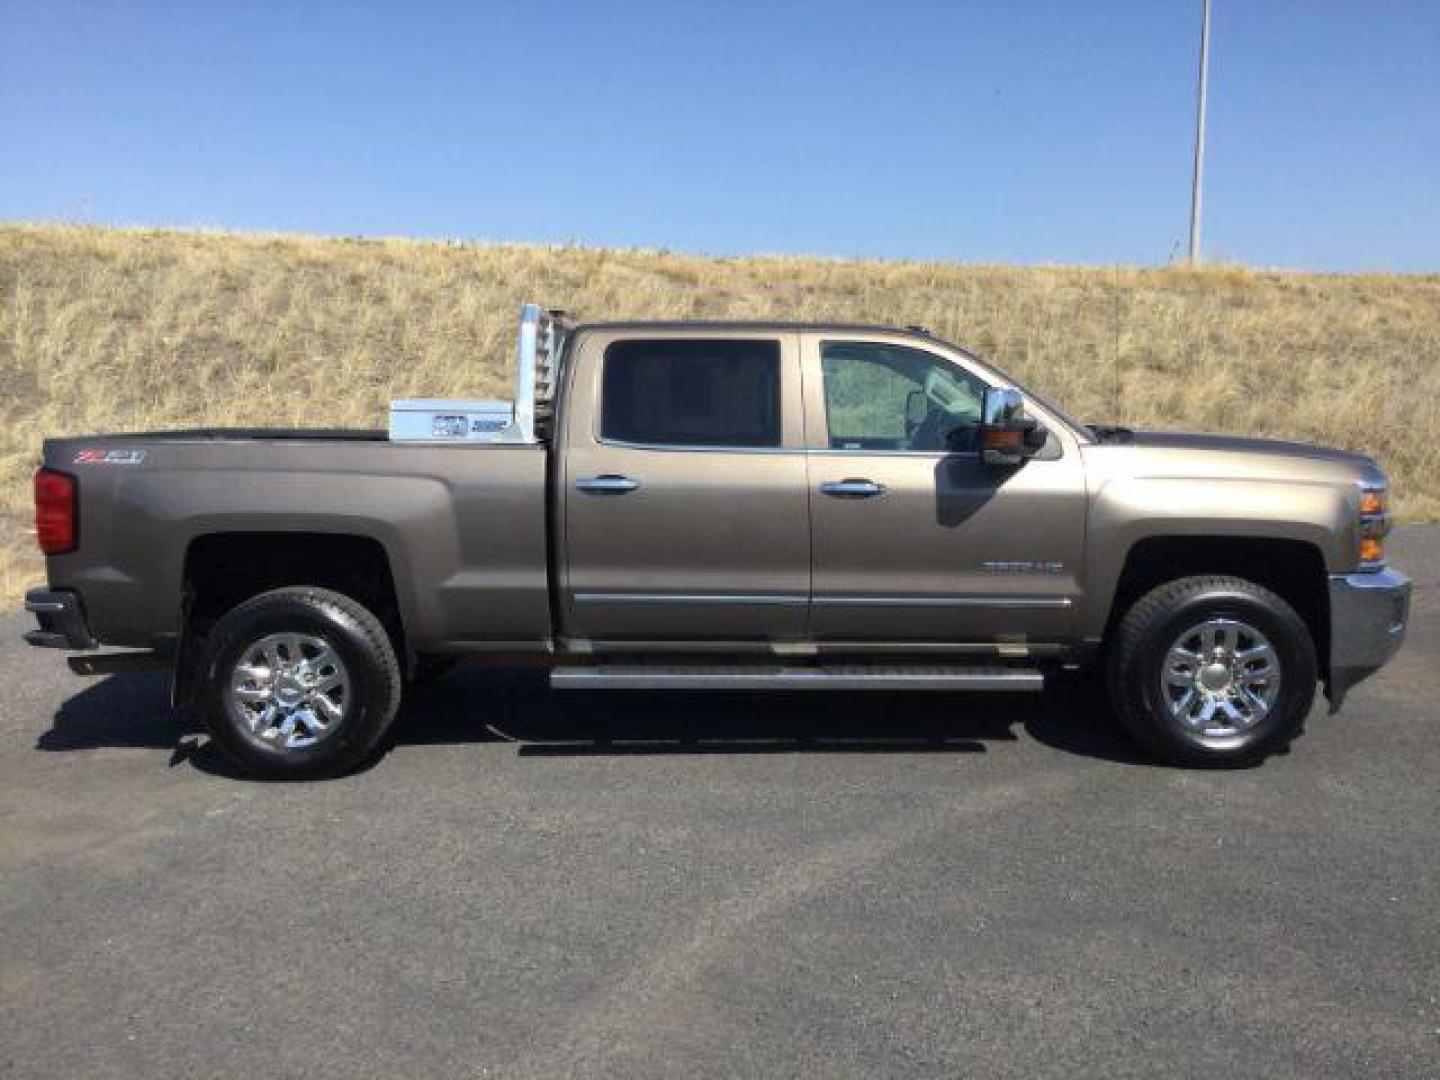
[[1326, 569, 1411, 709]]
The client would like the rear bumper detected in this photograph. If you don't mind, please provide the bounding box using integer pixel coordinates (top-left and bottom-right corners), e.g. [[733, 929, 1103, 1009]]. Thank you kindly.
[[23, 588, 97, 650], [1326, 569, 1411, 709]]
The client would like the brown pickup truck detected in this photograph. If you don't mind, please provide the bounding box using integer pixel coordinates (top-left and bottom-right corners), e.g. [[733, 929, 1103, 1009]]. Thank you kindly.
[[25, 305, 1411, 778]]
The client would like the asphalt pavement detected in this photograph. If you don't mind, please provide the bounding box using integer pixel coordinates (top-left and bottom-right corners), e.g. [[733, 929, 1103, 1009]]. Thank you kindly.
[[2, 529, 1437, 1079]]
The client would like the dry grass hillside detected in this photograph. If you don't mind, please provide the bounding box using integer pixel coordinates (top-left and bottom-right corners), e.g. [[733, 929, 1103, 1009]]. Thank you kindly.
[[2, 222, 1438, 602]]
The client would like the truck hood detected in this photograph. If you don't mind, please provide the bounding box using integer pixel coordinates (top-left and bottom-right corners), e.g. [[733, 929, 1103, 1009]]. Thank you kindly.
[[1084, 426, 1387, 487], [1111, 428, 1375, 466]]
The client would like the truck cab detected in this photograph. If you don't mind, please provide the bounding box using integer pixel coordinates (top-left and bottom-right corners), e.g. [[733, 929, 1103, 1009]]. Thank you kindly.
[[554, 321, 1086, 653]]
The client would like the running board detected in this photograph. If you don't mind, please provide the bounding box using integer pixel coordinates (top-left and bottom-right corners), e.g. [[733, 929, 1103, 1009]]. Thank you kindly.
[[549, 664, 1044, 692]]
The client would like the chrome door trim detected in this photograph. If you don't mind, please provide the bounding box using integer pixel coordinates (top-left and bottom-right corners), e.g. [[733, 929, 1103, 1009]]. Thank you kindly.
[[807, 448, 981, 459], [578, 638, 1073, 656], [574, 475, 641, 494], [596, 436, 802, 455], [596, 439, 984, 459], [819, 479, 889, 499], [814, 595, 1073, 609], [574, 593, 809, 606], [575, 594, 1072, 609]]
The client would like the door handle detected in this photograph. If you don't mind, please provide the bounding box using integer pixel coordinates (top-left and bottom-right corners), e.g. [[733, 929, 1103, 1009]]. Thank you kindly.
[[575, 474, 641, 494], [820, 478, 888, 499]]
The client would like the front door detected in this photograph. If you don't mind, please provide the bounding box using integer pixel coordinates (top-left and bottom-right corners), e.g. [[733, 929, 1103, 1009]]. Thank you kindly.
[[561, 331, 810, 643], [803, 335, 1087, 646]]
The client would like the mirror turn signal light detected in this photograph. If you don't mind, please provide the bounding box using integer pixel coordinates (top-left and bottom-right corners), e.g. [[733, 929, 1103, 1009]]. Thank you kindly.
[[980, 428, 1024, 451]]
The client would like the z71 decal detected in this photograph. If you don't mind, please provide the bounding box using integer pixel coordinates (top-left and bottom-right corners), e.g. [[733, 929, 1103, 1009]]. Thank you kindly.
[[74, 449, 146, 465]]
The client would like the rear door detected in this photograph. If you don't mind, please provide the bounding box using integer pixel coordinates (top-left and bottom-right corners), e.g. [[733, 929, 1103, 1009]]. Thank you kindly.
[[559, 330, 810, 644], [802, 333, 1088, 647]]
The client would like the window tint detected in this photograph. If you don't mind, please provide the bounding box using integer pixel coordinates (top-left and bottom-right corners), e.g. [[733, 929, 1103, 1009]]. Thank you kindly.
[[601, 339, 782, 448], [821, 341, 988, 452]]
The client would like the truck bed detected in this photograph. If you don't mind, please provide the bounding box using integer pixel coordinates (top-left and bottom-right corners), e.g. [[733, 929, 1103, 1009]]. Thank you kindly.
[[55, 428, 389, 442], [39, 432, 551, 651]]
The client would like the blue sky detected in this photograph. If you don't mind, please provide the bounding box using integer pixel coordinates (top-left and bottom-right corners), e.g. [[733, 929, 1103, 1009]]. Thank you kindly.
[[2, 0, 1436, 270]]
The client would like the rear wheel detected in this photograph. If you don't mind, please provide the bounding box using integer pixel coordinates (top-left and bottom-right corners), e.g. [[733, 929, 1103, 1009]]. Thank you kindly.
[[197, 587, 402, 779], [1107, 575, 1317, 767]]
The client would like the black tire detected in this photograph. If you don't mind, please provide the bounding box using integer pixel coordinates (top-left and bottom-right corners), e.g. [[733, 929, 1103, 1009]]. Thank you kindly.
[[1107, 575, 1317, 767], [196, 587, 402, 780]]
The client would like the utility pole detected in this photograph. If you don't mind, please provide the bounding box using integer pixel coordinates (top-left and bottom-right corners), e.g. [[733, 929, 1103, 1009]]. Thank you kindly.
[[1189, 0, 1212, 264]]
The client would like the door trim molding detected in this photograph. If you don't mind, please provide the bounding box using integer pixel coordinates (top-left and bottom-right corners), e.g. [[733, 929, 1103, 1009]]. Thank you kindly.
[[814, 595, 1073, 610], [574, 592, 1072, 610], [574, 593, 809, 606]]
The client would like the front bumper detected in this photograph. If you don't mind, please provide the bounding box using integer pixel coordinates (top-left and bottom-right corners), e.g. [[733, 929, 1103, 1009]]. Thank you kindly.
[[23, 588, 97, 650], [1326, 569, 1411, 709]]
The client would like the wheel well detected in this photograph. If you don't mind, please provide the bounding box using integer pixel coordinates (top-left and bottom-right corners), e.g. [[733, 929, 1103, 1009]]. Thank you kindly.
[[1106, 536, 1330, 676], [183, 532, 405, 657]]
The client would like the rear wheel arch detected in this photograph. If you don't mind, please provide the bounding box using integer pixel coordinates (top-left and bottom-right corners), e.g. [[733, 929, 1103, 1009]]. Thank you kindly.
[[179, 532, 411, 690]]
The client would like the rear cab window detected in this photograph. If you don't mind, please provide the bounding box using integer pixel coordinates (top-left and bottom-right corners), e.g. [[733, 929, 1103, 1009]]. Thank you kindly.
[[601, 339, 782, 448]]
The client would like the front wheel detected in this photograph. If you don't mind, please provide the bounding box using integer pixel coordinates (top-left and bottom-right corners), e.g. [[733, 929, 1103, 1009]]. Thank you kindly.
[[1107, 575, 1317, 767], [196, 587, 402, 779]]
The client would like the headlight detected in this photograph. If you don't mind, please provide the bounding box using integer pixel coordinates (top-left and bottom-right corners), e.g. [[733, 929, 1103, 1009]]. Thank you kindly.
[[1358, 482, 1390, 568]]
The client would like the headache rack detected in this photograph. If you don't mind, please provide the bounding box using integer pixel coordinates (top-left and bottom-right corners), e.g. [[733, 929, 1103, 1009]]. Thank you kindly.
[[388, 303, 571, 444]]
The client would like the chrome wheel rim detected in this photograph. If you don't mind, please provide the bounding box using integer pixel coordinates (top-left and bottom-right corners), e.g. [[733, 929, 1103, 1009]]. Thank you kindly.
[[1160, 617, 1281, 742], [226, 633, 350, 749]]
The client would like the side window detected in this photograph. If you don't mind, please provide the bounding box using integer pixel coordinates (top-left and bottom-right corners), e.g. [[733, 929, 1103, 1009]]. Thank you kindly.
[[601, 339, 782, 448], [821, 341, 988, 452]]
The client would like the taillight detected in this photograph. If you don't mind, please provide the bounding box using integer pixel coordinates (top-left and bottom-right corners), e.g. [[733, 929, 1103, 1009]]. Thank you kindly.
[[34, 468, 77, 555]]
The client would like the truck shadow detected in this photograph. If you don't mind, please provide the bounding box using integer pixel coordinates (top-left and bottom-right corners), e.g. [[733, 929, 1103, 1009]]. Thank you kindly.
[[36, 667, 1151, 775]]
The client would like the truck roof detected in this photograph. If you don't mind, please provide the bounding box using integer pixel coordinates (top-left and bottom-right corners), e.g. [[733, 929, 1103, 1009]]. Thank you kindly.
[[571, 319, 944, 340]]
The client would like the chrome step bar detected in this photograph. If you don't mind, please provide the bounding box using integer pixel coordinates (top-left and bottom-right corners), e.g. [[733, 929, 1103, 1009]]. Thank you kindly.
[[550, 664, 1044, 692]]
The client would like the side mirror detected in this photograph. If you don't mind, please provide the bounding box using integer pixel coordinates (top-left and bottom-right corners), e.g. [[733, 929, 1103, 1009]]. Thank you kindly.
[[980, 388, 1046, 466]]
